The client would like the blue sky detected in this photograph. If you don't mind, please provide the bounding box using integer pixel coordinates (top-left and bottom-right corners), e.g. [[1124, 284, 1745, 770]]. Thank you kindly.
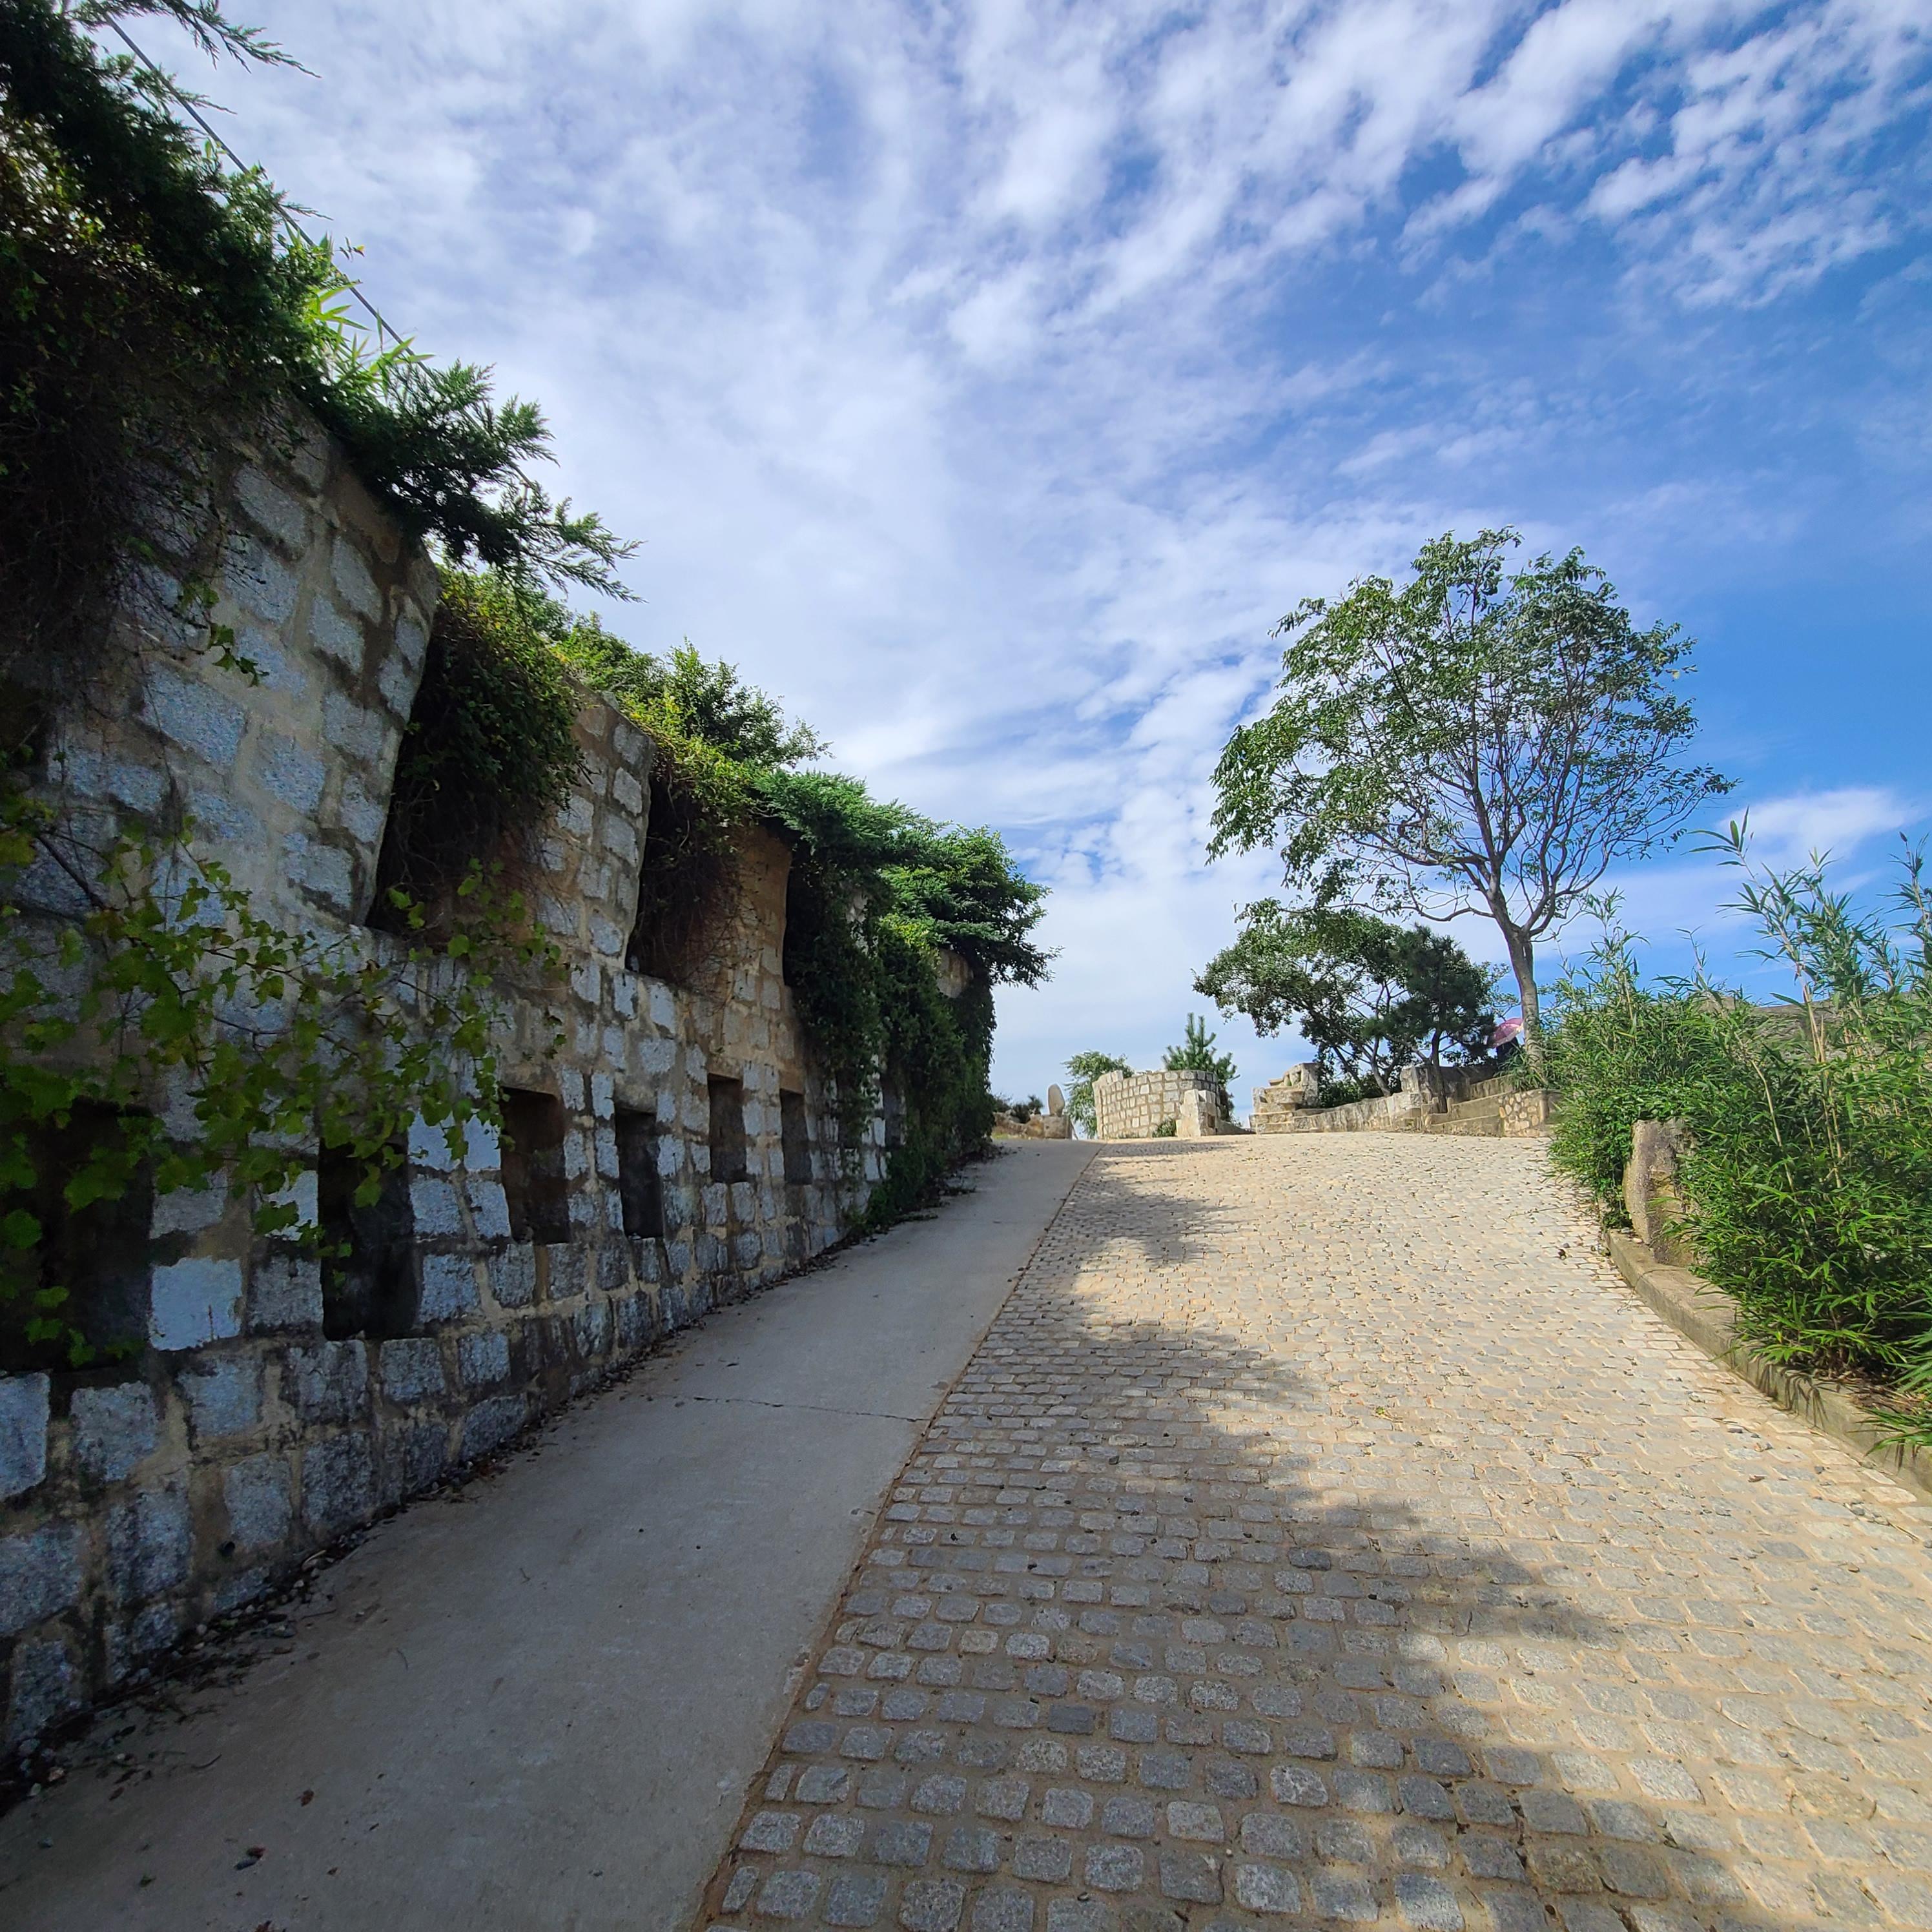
[[139, 0, 1930, 1103]]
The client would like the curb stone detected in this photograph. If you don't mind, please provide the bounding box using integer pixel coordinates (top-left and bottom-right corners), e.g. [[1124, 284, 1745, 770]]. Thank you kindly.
[[1605, 1227, 1932, 1503]]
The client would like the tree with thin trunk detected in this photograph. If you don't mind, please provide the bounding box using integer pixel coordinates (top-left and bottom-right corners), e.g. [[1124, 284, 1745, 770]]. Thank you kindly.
[[1208, 529, 1728, 1067]]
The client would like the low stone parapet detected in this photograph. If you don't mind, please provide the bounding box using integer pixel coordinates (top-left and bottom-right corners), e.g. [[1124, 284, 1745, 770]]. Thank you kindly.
[[1092, 1069, 1228, 1139]]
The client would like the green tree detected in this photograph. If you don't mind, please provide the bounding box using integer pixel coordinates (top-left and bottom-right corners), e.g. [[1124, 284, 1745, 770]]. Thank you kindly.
[[1196, 903, 1498, 1095], [1209, 529, 1727, 1066], [1063, 1051, 1131, 1136], [1163, 1014, 1236, 1093]]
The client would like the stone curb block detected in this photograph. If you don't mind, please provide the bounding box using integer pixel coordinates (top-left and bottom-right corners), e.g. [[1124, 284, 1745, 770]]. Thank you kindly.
[[1606, 1228, 1932, 1503]]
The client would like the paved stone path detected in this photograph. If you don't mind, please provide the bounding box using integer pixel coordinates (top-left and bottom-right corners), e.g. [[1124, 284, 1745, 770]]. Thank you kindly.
[[697, 1135, 1932, 1932]]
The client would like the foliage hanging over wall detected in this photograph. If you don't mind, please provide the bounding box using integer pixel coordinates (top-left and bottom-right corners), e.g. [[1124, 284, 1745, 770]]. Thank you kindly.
[[0, 0, 632, 687], [550, 630, 1052, 1213], [371, 573, 585, 921]]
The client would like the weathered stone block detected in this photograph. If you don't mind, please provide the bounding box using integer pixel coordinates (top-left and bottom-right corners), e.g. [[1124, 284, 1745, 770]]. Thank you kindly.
[[407, 1113, 500, 1173], [265, 1167, 318, 1236], [150, 1178, 227, 1238], [572, 1300, 610, 1359], [321, 691, 389, 766], [330, 534, 383, 620], [180, 1353, 262, 1442], [226, 537, 299, 623], [303, 1432, 375, 1537], [0, 1373, 49, 1501], [249, 1250, 323, 1332], [543, 1244, 587, 1300], [464, 1178, 512, 1242], [458, 1394, 524, 1462], [60, 744, 169, 813], [394, 610, 429, 673], [284, 834, 356, 910], [376, 642, 418, 714], [489, 1246, 536, 1310], [457, 1331, 509, 1388], [419, 1253, 480, 1322], [339, 774, 385, 848], [1625, 1118, 1695, 1262], [143, 666, 246, 770], [308, 598, 363, 669], [6, 1636, 79, 1747], [72, 1381, 159, 1481], [234, 463, 310, 550], [380, 1339, 446, 1404], [105, 1484, 191, 1601], [258, 734, 327, 814], [408, 1175, 465, 1238], [105, 1601, 181, 1683], [391, 1420, 447, 1497], [237, 625, 305, 696], [285, 1341, 369, 1423], [149, 1257, 245, 1350], [613, 1293, 652, 1351], [223, 1454, 293, 1552], [0, 1525, 83, 1635]]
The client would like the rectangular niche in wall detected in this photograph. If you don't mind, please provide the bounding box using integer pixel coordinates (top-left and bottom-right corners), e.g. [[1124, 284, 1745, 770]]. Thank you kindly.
[[881, 1081, 906, 1151], [0, 1102, 152, 1370], [499, 1087, 572, 1245], [780, 1089, 812, 1186], [614, 1106, 663, 1238], [318, 1145, 417, 1341], [708, 1076, 748, 1186]]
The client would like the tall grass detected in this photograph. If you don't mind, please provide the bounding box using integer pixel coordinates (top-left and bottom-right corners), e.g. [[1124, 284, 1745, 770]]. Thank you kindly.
[[1544, 827, 1932, 1443]]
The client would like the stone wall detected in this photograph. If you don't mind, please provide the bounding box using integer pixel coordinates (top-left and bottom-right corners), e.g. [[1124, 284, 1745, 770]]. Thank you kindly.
[[0, 413, 939, 1751], [1091, 1069, 1226, 1140]]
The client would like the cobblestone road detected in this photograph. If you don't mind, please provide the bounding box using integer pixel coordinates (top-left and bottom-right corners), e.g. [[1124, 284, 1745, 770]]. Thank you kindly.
[[697, 1135, 1932, 1932]]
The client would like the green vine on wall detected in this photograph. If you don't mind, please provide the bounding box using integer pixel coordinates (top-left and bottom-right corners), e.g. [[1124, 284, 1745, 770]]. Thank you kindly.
[[0, 777, 553, 1369]]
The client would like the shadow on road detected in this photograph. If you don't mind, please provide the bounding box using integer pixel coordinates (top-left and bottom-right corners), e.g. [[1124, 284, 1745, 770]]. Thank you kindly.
[[701, 1138, 1909, 1931]]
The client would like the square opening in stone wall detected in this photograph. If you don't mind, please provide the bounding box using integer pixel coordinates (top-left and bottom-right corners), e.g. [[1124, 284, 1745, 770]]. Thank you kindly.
[[780, 1089, 813, 1185], [626, 770, 728, 987], [0, 1102, 152, 1372], [614, 1107, 663, 1238], [499, 1087, 572, 1245], [881, 1080, 906, 1151], [318, 1146, 417, 1341], [708, 1077, 748, 1186]]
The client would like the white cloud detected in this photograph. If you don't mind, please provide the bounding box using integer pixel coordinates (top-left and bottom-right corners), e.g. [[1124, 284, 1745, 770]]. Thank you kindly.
[[118, 0, 1932, 1094]]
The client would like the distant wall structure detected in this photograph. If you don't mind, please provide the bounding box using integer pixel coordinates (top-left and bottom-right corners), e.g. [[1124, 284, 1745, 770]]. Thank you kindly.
[[1091, 1069, 1229, 1140], [0, 415, 956, 1750], [1251, 1064, 1555, 1140]]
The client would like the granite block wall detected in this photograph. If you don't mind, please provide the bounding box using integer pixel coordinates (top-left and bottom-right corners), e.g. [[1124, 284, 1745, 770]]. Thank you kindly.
[[1090, 1069, 1226, 1140], [0, 411, 935, 1751]]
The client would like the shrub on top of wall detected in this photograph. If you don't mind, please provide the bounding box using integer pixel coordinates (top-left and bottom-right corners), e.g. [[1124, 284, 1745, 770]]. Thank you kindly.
[[371, 573, 585, 923], [541, 628, 1053, 1208], [0, 0, 632, 691]]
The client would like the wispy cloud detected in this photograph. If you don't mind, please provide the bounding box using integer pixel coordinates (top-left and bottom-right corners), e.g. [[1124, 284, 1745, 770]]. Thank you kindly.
[[131, 0, 1932, 1091]]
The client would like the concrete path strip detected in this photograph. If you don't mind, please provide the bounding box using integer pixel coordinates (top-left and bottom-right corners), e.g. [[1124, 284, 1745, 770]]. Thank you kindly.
[[0, 1139, 1096, 1932]]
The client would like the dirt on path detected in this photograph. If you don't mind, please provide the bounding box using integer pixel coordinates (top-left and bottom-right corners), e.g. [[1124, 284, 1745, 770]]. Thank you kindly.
[[697, 1134, 1932, 1932]]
